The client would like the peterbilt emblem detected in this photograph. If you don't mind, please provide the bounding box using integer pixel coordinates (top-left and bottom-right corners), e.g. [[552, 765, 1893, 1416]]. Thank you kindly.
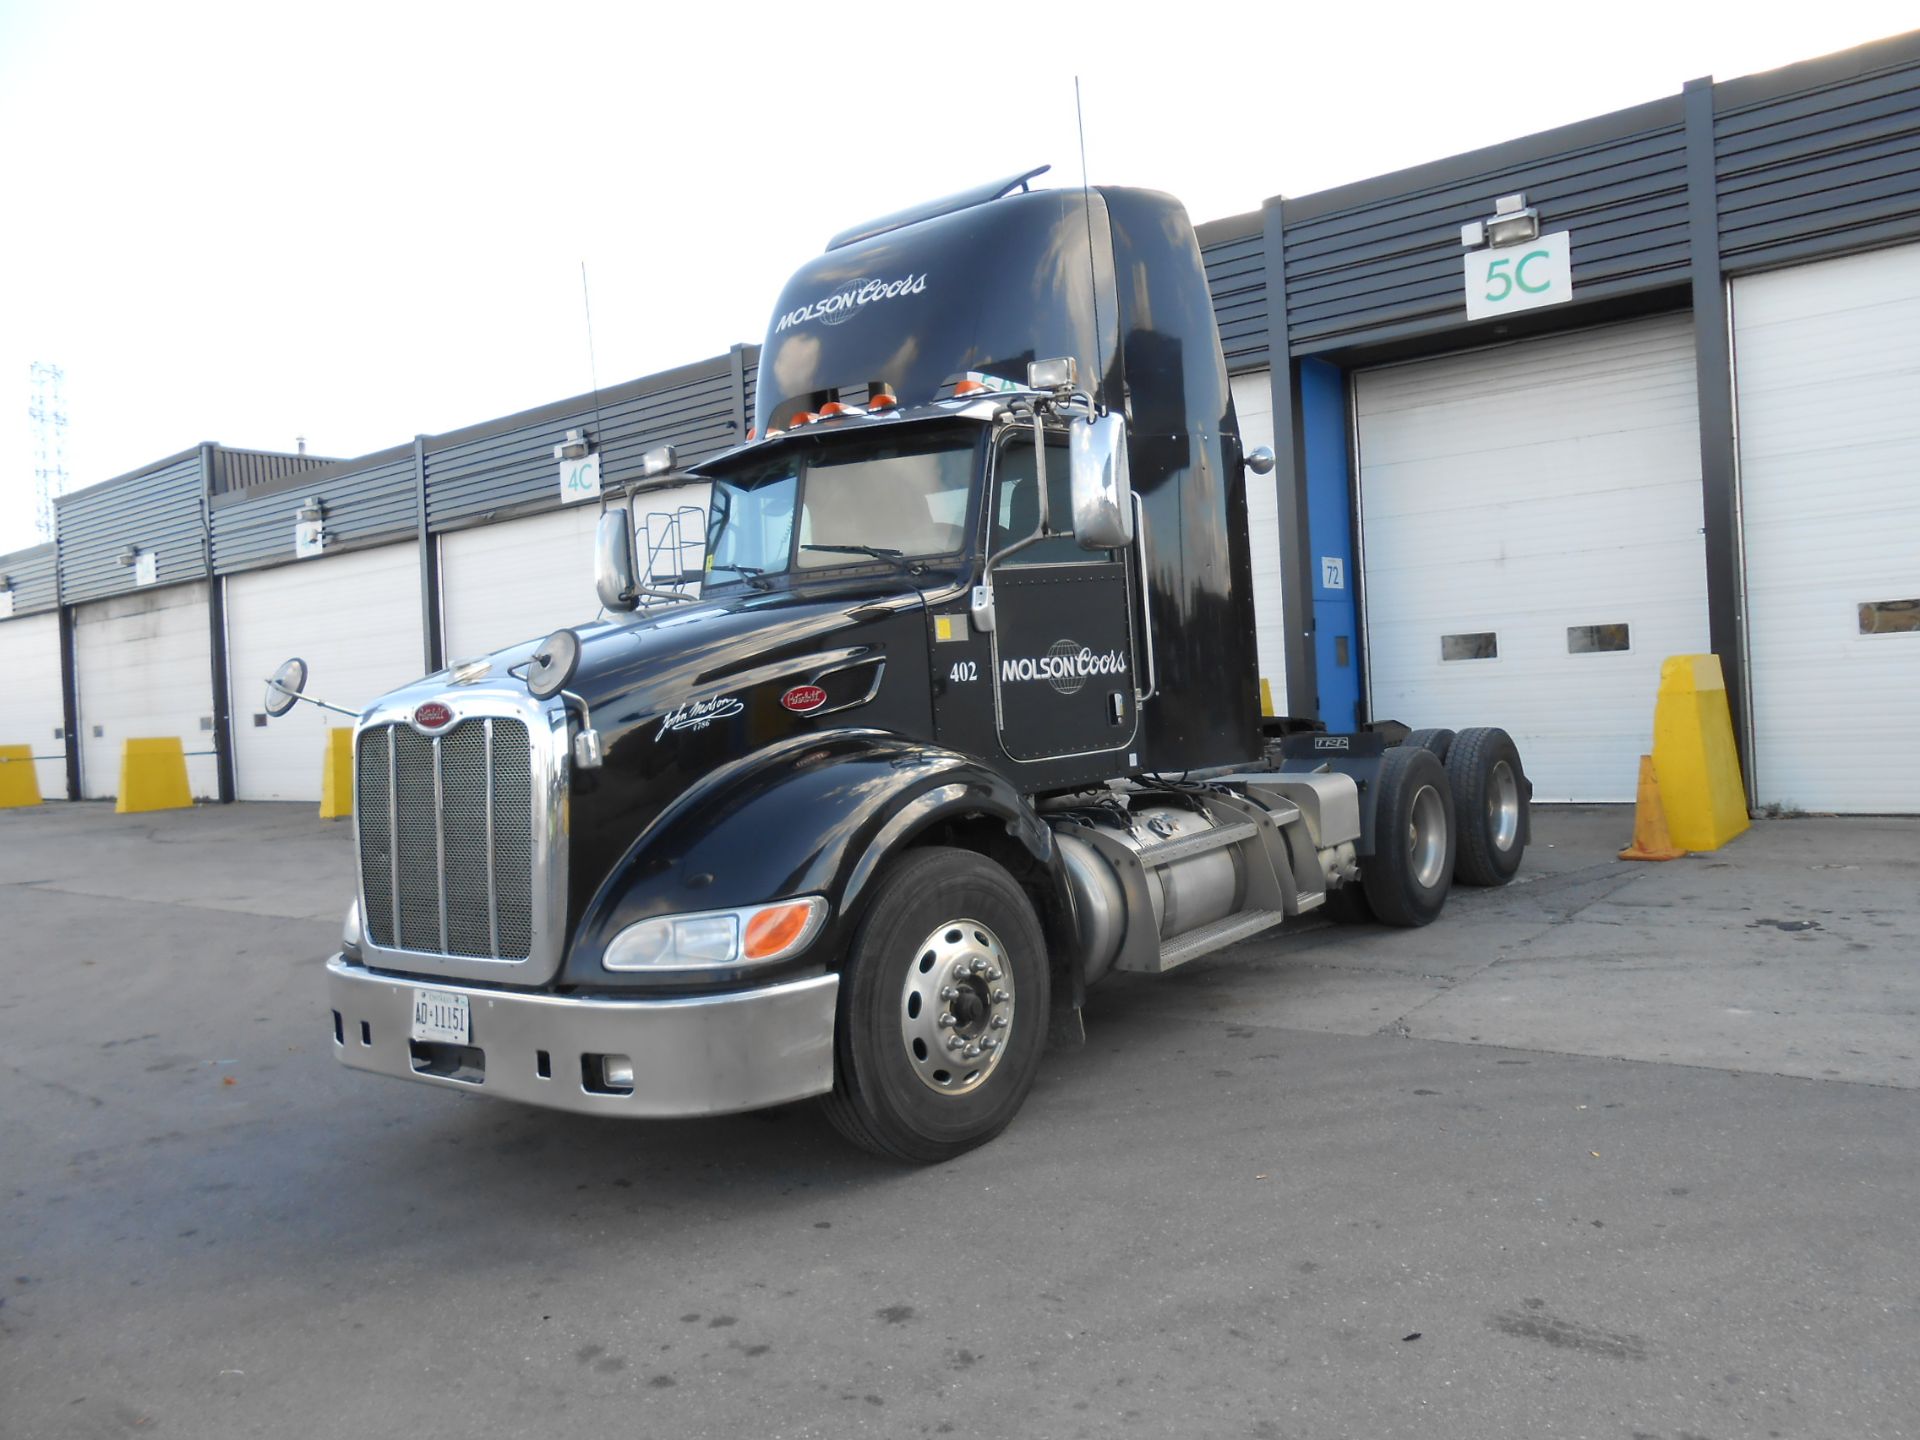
[[413, 702, 453, 730], [781, 685, 828, 714]]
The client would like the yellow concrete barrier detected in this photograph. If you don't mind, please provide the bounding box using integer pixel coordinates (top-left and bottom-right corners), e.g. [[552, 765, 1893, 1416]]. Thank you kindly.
[[1650, 654, 1750, 852], [0, 745, 42, 808], [319, 728, 354, 820], [116, 737, 194, 813]]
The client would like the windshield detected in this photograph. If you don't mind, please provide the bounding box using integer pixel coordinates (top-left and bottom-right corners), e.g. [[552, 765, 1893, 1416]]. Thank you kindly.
[[704, 431, 978, 582]]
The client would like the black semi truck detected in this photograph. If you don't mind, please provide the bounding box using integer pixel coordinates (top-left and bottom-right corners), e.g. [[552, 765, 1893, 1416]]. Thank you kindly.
[[298, 169, 1530, 1161]]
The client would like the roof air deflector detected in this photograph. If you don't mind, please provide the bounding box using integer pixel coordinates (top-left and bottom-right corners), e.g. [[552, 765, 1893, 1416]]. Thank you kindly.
[[825, 166, 1051, 252]]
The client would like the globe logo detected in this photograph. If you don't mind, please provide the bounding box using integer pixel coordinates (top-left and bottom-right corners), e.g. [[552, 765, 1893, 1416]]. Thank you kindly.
[[1047, 638, 1087, 696]]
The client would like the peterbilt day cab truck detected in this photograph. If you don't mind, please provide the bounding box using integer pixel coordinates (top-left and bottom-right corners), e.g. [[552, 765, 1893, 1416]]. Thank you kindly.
[[302, 168, 1531, 1162]]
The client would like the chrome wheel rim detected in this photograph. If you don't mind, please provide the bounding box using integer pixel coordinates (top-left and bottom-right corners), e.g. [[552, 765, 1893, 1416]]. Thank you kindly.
[[900, 918, 1015, 1096], [1489, 759, 1521, 852], [1408, 783, 1448, 890]]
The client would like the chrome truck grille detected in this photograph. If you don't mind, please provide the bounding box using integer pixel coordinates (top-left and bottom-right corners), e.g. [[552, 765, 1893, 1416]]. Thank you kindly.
[[357, 718, 533, 958], [352, 690, 568, 982]]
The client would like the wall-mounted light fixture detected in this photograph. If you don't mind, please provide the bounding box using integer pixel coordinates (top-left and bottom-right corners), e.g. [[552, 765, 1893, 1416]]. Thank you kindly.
[[294, 496, 328, 557], [1462, 192, 1541, 249], [118, 544, 140, 567], [553, 428, 592, 461]]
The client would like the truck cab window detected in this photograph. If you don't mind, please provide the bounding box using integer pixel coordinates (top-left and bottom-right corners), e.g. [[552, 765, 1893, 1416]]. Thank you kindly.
[[796, 444, 972, 569], [703, 433, 976, 584], [992, 433, 1101, 565]]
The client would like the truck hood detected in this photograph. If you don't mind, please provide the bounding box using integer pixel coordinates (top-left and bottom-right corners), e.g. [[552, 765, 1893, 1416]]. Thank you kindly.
[[443, 576, 938, 950]]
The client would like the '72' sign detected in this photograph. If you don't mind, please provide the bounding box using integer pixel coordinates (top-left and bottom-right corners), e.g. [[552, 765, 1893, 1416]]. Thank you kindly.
[[1464, 230, 1572, 322]]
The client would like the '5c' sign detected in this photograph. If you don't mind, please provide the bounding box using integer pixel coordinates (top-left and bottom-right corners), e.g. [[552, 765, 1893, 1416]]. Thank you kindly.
[[1464, 230, 1572, 322]]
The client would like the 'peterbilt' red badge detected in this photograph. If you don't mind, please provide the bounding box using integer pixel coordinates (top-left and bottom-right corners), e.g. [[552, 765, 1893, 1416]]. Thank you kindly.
[[414, 702, 453, 730], [781, 685, 828, 714]]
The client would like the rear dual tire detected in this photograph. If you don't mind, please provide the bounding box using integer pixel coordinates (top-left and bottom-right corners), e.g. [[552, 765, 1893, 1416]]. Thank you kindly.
[[1358, 744, 1456, 928], [1447, 727, 1527, 887]]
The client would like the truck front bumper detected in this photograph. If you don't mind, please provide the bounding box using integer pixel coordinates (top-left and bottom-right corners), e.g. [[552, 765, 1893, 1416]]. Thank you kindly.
[[325, 955, 839, 1118]]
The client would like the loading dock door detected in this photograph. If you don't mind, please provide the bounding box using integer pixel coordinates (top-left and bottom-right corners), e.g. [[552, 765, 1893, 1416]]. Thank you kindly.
[[1229, 373, 1291, 716], [440, 485, 707, 663], [73, 581, 216, 799], [226, 543, 425, 801], [1734, 242, 1920, 813], [0, 613, 69, 799], [1354, 315, 1709, 802]]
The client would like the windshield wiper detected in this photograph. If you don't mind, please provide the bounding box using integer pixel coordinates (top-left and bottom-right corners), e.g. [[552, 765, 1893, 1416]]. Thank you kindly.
[[803, 544, 912, 566], [708, 561, 773, 591]]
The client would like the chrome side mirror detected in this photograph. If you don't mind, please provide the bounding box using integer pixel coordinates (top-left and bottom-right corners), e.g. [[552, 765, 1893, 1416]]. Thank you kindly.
[[264, 657, 308, 717], [595, 508, 639, 612], [1245, 445, 1276, 476], [1069, 413, 1135, 550]]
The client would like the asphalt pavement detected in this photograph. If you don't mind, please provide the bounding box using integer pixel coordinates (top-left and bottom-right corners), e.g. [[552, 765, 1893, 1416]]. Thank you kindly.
[[3, 801, 1917, 1440]]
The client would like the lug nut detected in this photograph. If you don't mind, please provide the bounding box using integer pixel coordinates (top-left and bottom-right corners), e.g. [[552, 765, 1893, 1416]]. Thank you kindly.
[[937, 1013, 955, 1028], [963, 1044, 981, 1060], [940, 985, 959, 1000], [992, 989, 1010, 1003], [947, 1036, 965, 1051], [985, 968, 1002, 982], [991, 1015, 1008, 1029], [981, 1037, 998, 1051]]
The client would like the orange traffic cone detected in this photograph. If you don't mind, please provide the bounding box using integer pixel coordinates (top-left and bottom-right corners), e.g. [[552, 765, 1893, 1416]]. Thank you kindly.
[[1619, 754, 1685, 861]]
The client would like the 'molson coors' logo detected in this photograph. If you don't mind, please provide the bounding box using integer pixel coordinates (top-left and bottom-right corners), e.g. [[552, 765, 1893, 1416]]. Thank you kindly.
[[1000, 638, 1128, 697], [775, 274, 927, 331]]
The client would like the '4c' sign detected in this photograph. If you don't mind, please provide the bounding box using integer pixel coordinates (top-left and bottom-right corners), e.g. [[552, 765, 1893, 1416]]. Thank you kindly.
[[1463, 230, 1572, 322]]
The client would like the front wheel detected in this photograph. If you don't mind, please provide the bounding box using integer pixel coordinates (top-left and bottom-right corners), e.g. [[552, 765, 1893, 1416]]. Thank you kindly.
[[822, 847, 1050, 1163]]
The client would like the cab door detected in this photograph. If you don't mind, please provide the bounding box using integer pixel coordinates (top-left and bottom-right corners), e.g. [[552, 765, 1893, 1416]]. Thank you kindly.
[[986, 433, 1138, 766]]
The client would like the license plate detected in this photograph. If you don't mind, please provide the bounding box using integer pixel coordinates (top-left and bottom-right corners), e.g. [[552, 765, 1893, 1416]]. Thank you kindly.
[[410, 988, 470, 1045]]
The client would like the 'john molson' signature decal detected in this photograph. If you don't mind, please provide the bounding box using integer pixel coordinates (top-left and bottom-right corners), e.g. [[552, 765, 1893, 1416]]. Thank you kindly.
[[656, 694, 744, 742]]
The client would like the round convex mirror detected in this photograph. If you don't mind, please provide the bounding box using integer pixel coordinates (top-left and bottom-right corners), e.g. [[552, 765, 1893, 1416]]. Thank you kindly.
[[526, 629, 581, 700], [264, 657, 309, 718]]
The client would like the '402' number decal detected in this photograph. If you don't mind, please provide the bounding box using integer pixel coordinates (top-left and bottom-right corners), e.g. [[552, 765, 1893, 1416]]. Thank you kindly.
[[948, 660, 978, 684]]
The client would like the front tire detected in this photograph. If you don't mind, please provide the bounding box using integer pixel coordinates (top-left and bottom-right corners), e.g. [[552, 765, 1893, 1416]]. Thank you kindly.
[[822, 847, 1050, 1163]]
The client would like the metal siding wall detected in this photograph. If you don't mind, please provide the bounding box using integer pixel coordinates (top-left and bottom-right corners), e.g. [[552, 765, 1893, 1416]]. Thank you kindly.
[[425, 364, 739, 528], [0, 543, 59, 615], [211, 449, 418, 572], [1716, 60, 1920, 271], [55, 453, 207, 604], [1202, 229, 1270, 374], [1283, 120, 1690, 353], [210, 449, 340, 495]]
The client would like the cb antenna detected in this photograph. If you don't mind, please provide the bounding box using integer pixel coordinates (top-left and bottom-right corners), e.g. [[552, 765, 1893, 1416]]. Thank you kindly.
[[1075, 76, 1106, 414], [580, 260, 606, 457]]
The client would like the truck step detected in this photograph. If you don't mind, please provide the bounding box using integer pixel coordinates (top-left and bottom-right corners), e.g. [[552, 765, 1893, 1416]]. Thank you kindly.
[[1134, 819, 1259, 868], [1118, 909, 1289, 974]]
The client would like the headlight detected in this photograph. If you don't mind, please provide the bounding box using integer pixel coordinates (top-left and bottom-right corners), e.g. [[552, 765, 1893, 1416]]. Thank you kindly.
[[342, 899, 363, 958], [603, 897, 827, 972]]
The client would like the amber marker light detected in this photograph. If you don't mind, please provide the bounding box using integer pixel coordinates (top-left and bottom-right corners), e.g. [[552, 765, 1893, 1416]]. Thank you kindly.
[[743, 898, 827, 961]]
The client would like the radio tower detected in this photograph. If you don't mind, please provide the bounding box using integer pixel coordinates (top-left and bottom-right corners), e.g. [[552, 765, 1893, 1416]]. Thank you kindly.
[[28, 362, 70, 543]]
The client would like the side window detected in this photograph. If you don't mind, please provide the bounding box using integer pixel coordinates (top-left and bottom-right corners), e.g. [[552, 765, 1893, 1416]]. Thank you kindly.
[[991, 436, 1101, 566]]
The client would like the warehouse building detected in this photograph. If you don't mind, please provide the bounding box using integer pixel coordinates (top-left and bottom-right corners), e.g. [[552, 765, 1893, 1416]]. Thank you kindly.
[[3, 31, 1917, 811]]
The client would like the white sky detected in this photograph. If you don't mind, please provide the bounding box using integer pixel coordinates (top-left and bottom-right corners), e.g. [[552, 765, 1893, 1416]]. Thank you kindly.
[[0, 0, 1913, 554]]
